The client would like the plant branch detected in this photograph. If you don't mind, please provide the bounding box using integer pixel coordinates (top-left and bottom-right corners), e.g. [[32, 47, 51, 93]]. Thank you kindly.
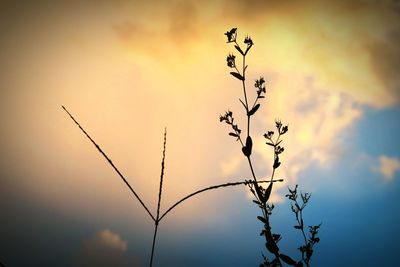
[[149, 223, 159, 267], [159, 179, 283, 222], [156, 128, 167, 220], [150, 128, 167, 267], [61, 106, 155, 222]]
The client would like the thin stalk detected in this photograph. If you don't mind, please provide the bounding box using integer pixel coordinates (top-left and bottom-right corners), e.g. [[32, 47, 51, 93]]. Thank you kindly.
[[62, 106, 155, 222], [299, 209, 308, 246], [247, 156, 258, 183], [159, 179, 283, 222], [149, 128, 167, 267], [242, 55, 250, 138], [295, 201, 309, 267], [149, 224, 159, 267]]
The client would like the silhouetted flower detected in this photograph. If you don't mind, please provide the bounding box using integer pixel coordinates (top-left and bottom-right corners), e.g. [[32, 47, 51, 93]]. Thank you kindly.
[[232, 124, 241, 135], [263, 131, 274, 139], [226, 54, 236, 68], [275, 146, 284, 154], [255, 77, 266, 97], [244, 35, 253, 46], [301, 192, 311, 204], [219, 110, 233, 124], [220, 109, 242, 141], [285, 185, 298, 201], [225, 28, 237, 43], [275, 119, 282, 130], [280, 125, 288, 135], [255, 77, 265, 88]]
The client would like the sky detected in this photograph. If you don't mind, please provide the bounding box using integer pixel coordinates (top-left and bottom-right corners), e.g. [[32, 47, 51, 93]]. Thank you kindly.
[[0, 0, 399, 266]]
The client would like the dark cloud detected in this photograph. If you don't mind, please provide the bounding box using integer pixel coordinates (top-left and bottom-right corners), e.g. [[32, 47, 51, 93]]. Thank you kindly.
[[368, 26, 400, 105], [167, 1, 199, 41]]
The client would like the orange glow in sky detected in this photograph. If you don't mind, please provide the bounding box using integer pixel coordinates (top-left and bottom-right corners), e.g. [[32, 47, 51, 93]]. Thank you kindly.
[[1, 0, 399, 227]]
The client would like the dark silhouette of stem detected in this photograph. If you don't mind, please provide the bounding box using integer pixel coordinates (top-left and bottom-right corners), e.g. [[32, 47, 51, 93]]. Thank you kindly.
[[150, 128, 167, 267], [247, 156, 258, 183], [156, 128, 167, 220], [149, 223, 159, 267], [159, 178, 283, 222], [61, 106, 155, 222], [235, 40, 250, 138]]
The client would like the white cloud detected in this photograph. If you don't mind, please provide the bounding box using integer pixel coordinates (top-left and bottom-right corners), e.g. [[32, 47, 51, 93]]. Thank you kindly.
[[93, 229, 127, 251], [376, 155, 400, 181], [229, 76, 362, 201], [78, 229, 136, 267]]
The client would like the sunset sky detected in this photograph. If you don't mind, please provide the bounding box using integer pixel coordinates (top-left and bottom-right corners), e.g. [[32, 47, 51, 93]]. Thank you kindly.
[[1, 1, 399, 266]]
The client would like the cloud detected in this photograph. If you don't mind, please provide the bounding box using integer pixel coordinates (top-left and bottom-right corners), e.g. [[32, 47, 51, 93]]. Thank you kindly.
[[112, 1, 201, 57], [77, 229, 139, 267], [220, 75, 362, 201], [90, 229, 127, 251], [111, 0, 400, 199], [3, 0, 400, 228], [113, 0, 400, 107], [376, 155, 400, 181]]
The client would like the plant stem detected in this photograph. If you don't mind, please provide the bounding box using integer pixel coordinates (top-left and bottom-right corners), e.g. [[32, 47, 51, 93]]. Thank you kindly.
[[159, 179, 283, 222], [149, 128, 167, 267], [242, 55, 250, 138], [62, 106, 155, 222], [247, 156, 258, 183], [149, 223, 159, 267]]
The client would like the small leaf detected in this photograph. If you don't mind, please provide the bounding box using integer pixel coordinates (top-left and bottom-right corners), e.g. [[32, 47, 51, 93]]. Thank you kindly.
[[230, 72, 244, 81], [266, 241, 279, 254], [248, 103, 260, 116], [280, 254, 297, 266], [264, 182, 273, 202], [242, 146, 250, 157], [229, 132, 238, 137], [294, 225, 301, 229], [246, 136, 253, 152], [273, 157, 281, 169], [242, 136, 253, 156], [266, 142, 274, 146], [234, 44, 244, 55], [257, 216, 267, 224], [253, 200, 261, 205]]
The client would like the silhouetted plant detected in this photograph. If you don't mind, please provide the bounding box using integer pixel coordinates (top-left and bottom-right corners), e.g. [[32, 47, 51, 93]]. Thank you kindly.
[[221, 28, 320, 267], [286, 185, 321, 267], [62, 27, 320, 267], [62, 106, 281, 267]]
